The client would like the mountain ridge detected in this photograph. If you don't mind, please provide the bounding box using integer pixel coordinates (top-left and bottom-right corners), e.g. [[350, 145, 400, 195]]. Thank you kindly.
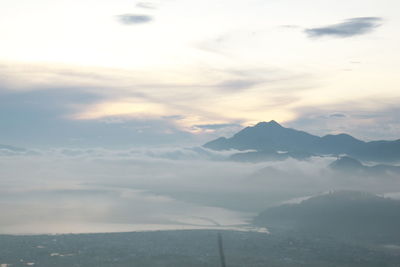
[[254, 190, 400, 241], [330, 156, 400, 175], [203, 121, 400, 163]]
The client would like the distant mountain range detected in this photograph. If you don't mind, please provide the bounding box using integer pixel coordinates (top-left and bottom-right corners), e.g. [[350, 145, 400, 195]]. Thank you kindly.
[[330, 156, 400, 176], [254, 190, 400, 241], [204, 120, 400, 163]]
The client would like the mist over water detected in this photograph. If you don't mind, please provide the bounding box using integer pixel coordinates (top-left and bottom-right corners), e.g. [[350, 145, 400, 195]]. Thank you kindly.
[[1, 147, 399, 234]]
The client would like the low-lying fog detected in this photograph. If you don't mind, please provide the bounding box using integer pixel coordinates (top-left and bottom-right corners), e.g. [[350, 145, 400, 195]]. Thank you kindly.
[[0, 147, 399, 234]]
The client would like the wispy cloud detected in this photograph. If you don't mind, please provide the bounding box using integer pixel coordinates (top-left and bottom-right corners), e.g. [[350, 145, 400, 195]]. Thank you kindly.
[[287, 98, 400, 140], [305, 17, 382, 38], [117, 14, 153, 25], [193, 123, 241, 130], [217, 79, 262, 91], [330, 113, 347, 118], [136, 2, 157, 9]]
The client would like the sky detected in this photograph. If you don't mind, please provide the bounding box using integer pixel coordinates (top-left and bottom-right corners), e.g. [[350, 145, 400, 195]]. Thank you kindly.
[[1, 0, 400, 147]]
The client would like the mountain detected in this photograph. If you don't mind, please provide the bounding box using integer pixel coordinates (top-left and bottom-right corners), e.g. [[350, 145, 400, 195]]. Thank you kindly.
[[203, 120, 400, 163], [330, 156, 364, 171], [254, 191, 400, 241], [204, 120, 320, 152], [330, 156, 400, 176]]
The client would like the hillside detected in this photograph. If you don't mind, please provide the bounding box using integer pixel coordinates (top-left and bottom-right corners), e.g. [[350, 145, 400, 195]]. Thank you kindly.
[[254, 191, 400, 242]]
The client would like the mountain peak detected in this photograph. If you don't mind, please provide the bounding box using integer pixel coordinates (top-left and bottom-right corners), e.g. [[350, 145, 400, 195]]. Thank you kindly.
[[203, 121, 400, 163], [330, 156, 364, 171], [255, 120, 282, 128]]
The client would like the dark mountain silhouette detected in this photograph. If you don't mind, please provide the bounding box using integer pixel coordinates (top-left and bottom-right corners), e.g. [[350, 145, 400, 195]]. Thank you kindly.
[[254, 191, 400, 242], [203, 120, 400, 163], [330, 156, 400, 176], [205, 121, 319, 152]]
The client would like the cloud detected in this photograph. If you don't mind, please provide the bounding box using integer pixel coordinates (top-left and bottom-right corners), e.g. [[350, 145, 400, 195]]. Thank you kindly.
[[280, 25, 301, 29], [0, 61, 314, 137], [117, 14, 153, 25], [162, 115, 185, 120], [330, 113, 347, 118], [0, 148, 261, 234], [0, 88, 197, 148], [286, 98, 400, 141], [217, 79, 262, 91], [2, 148, 400, 234], [305, 17, 382, 38], [193, 123, 241, 130], [136, 2, 157, 9]]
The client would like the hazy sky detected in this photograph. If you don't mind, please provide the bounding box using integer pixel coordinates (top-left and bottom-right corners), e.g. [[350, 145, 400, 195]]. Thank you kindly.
[[1, 0, 400, 146]]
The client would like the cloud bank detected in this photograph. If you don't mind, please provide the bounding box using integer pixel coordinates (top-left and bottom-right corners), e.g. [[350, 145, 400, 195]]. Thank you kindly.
[[1, 147, 400, 234]]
